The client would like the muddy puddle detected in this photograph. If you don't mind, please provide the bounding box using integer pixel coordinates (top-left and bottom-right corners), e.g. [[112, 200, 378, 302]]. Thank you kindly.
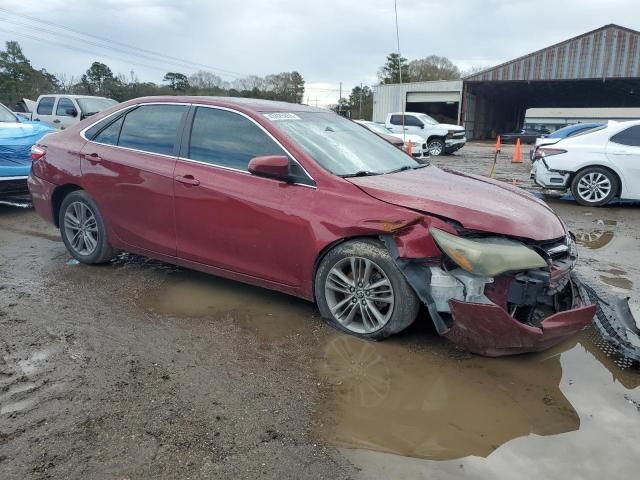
[[317, 329, 640, 476], [139, 270, 317, 343]]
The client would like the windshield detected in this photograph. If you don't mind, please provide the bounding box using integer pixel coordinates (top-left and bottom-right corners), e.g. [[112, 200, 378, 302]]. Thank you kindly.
[[417, 113, 438, 125], [77, 97, 118, 114], [363, 122, 392, 136], [0, 103, 17, 122], [272, 112, 419, 176]]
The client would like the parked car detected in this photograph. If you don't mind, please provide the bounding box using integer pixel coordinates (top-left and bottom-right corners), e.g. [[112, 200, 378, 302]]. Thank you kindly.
[[355, 120, 428, 157], [30, 95, 117, 129], [385, 112, 465, 156], [0, 102, 54, 201], [533, 120, 640, 206], [500, 127, 550, 145], [529, 123, 603, 160], [29, 96, 602, 357]]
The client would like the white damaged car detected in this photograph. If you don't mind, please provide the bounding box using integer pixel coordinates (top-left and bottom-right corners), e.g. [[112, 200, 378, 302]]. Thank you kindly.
[[533, 120, 640, 206]]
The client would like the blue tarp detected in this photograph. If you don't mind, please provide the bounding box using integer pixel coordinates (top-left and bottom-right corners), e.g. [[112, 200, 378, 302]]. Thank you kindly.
[[0, 121, 54, 178]]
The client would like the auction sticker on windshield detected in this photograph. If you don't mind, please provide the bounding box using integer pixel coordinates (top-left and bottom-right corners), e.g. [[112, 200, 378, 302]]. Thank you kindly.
[[264, 113, 301, 121]]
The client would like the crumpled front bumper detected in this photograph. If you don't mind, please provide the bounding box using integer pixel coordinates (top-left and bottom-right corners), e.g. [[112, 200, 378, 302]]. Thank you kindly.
[[443, 298, 595, 357]]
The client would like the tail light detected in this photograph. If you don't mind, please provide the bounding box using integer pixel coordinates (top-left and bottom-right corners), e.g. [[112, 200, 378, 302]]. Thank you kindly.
[[533, 147, 566, 161], [31, 145, 46, 161]]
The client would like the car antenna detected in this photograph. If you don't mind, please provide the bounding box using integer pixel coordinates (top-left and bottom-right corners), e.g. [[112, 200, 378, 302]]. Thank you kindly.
[[394, 0, 406, 143]]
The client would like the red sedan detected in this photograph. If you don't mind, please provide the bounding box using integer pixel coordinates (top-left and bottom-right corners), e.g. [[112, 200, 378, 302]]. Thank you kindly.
[[28, 96, 596, 356]]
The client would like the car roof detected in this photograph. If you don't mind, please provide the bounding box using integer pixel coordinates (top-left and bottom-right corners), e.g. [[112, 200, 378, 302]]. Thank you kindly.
[[128, 96, 327, 114], [37, 94, 113, 99]]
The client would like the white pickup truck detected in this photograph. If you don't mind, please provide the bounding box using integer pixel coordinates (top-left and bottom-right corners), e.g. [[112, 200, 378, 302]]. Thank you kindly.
[[385, 112, 466, 156], [29, 95, 117, 129]]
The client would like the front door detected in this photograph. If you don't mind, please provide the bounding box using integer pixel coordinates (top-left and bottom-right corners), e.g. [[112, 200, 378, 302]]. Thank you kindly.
[[54, 97, 78, 130], [173, 106, 316, 287], [81, 103, 188, 256]]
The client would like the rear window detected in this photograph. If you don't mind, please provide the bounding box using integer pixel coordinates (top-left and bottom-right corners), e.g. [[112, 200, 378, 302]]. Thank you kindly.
[[610, 125, 640, 147], [389, 115, 402, 125], [118, 104, 187, 155], [37, 97, 55, 115]]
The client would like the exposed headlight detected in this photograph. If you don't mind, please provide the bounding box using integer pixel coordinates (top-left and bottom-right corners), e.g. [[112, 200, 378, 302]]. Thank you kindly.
[[430, 228, 547, 276]]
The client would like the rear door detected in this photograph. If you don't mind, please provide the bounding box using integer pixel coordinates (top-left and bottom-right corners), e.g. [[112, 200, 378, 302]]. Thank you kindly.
[[81, 103, 189, 256], [606, 125, 640, 196], [31, 96, 56, 126]]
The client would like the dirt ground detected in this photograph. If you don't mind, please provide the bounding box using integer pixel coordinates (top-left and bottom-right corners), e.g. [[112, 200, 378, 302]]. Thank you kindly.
[[1, 142, 639, 479]]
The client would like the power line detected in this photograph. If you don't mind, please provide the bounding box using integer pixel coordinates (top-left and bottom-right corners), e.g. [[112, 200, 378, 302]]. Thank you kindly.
[[0, 18, 243, 79], [0, 7, 249, 78], [0, 27, 190, 75]]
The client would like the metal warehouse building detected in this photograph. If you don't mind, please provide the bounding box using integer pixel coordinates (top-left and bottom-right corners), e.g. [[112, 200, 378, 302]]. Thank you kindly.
[[373, 80, 463, 125], [374, 24, 640, 140]]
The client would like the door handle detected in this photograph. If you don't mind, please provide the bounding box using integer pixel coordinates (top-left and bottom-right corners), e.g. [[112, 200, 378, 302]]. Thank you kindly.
[[84, 153, 102, 163], [175, 174, 200, 186], [53, 119, 61, 124]]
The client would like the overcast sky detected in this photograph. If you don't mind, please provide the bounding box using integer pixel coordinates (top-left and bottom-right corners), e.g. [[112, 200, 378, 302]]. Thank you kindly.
[[1, 0, 639, 106]]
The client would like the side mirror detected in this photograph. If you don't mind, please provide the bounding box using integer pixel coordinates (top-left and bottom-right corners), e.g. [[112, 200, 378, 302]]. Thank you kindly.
[[66, 108, 78, 117], [248, 155, 291, 182], [419, 124, 424, 129]]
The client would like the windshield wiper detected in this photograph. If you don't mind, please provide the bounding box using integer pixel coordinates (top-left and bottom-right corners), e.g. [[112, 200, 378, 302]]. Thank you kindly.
[[341, 170, 382, 178]]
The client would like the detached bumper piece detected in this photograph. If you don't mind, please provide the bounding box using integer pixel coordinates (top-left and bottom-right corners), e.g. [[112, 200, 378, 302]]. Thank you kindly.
[[444, 299, 595, 357], [578, 276, 640, 363]]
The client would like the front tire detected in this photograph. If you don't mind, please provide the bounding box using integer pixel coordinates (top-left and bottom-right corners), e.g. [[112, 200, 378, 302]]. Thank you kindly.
[[59, 190, 116, 264], [427, 138, 445, 156], [314, 239, 420, 340], [570, 167, 617, 207]]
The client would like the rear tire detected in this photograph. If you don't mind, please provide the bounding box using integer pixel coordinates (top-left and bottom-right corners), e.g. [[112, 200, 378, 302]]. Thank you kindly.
[[314, 239, 419, 340], [570, 167, 617, 207], [59, 190, 116, 264]]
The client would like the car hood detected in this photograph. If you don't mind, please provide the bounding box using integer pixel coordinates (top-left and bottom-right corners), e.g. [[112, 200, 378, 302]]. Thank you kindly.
[[437, 123, 464, 131], [348, 167, 566, 241]]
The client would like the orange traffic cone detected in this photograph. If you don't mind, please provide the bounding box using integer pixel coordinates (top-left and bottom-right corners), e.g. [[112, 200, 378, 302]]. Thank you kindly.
[[495, 135, 501, 153], [512, 138, 522, 163], [406, 139, 413, 155]]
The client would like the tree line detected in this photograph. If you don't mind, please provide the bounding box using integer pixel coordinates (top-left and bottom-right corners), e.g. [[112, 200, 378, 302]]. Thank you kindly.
[[0, 39, 480, 121], [0, 41, 305, 110]]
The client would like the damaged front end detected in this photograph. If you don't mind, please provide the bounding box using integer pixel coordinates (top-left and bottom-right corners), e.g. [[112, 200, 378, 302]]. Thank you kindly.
[[383, 222, 607, 357]]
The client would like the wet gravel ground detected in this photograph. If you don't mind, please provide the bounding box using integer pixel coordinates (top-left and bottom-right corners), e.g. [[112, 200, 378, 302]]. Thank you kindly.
[[1, 142, 639, 479]]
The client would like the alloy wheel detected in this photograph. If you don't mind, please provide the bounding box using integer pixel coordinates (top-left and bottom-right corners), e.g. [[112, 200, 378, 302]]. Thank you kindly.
[[428, 140, 444, 156], [324, 256, 395, 334], [63, 201, 99, 256], [576, 172, 611, 203]]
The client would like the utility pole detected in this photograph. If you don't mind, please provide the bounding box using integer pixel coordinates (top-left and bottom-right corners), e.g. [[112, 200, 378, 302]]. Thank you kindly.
[[359, 82, 363, 119], [338, 82, 342, 114]]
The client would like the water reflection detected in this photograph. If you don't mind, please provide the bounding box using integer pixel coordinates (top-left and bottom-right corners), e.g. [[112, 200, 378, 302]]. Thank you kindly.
[[573, 219, 618, 250], [319, 336, 580, 460]]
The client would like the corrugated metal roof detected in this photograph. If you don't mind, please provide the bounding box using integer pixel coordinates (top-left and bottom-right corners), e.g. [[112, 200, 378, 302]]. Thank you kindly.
[[464, 24, 640, 82]]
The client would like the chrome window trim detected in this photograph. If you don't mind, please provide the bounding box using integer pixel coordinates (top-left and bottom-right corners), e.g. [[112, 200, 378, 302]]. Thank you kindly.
[[79, 101, 316, 189]]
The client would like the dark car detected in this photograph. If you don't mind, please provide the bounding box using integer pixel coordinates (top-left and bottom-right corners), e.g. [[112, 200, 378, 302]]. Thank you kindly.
[[500, 128, 550, 144], [28, 96, 599, 357], [529, 123, 603, 161]]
